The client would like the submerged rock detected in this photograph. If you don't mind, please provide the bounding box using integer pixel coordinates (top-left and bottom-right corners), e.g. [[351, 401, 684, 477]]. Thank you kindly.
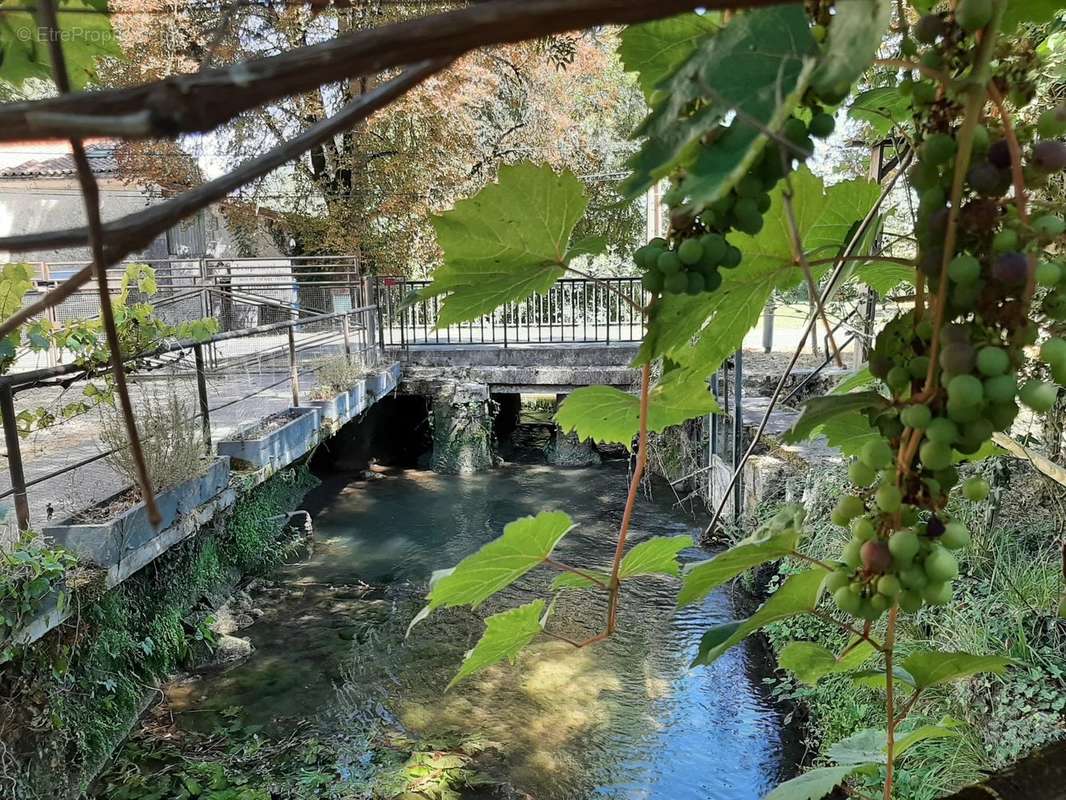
[[544, 428, 601, 467], [207, 634, 254, 667]]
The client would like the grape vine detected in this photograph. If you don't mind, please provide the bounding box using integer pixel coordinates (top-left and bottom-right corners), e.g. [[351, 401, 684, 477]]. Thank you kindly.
[[411, 2, 1060, 799]]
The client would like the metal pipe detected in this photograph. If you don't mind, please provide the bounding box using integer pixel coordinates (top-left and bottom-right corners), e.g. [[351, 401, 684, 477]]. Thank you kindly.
[[762, 303, 774, 353], [0, 305, 375, 391], [341, 315, 353, 364]]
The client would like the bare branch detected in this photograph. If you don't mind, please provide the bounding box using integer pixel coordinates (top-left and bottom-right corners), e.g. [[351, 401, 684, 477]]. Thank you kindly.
[[38, 0, 161, 525], [0, 0, 791, 142], [0, 60, 449, 266]]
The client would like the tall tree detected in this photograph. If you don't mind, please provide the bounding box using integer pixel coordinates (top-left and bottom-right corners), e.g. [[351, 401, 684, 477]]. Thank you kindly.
[[105, 1, 644, 274]]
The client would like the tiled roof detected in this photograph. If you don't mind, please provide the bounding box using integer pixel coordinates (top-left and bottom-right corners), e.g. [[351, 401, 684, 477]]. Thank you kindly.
[[0, 144, 120, 179]]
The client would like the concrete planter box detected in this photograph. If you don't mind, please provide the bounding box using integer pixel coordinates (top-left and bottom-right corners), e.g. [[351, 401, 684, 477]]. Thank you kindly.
[[216, 407, 320, 471], [348, 378, 367, 416], [43, 456, 230, 567], [367, 363, 400, 399], [307, 390, 353, 425]]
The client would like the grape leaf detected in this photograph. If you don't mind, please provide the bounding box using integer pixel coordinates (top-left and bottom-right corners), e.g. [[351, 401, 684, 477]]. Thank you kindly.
[[619, 534, 693, 579], [677, 530, 800, 608], [777, 638, 877, 685], [849, 87, 913, 137], [854, 261, 916, 295], [550, 534, 692, 591], [618, 12, 720, 101], [555, 370, 718, 449], [1002, 0, 1059, 32], [622, 5, 817, 206], [0, 262, 32, 317], [893, 720, 959, 760], [690, 569, 825, 666], [827, 728, 888, 766], [426, 511, 574, 610], [763, 765, 865, 800], [550, 569, 611, 592], [811, 0, 892, 101], [901, 650, 1013, 690], [447, 600, 545, 690], [0, 262, 33, 370], [638, 169, 880, 382], [782, 391, 890, 445], [813, 411, 881, 457], [426, 162, 595, 326], [831, 368, 875, 395], [851, 666, 916, 691], [0, 1, 120, 90]]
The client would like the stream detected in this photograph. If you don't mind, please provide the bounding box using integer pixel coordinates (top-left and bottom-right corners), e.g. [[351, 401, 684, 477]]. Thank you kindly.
[[104, 456, 804, 799]]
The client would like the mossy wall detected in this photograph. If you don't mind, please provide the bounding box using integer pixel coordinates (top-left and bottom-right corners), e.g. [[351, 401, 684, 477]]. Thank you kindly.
[[0, 467, 319, 800], [431, 388, 496, 475]]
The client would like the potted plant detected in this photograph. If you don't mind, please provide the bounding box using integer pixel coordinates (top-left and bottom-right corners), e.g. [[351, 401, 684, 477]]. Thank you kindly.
[[44, 392, 229, 568], [366, 361, 401, 402], [216, 406, 321, 472], [304, 356, 365, 424]]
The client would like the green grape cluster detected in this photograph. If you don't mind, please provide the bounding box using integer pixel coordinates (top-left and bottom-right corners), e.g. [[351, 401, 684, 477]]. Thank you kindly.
[[820, 7, 1066, 621], [638, 89, 835, 298], [636, 234, 737, 295], [826, 442, 984, 620]]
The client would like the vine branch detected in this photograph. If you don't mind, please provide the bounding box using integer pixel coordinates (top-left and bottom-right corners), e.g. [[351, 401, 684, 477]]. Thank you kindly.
[[38, 0, 161, 525], [544, 557, 609, 589], [0, 0, 793, 143], [606, 361, 651, 635]]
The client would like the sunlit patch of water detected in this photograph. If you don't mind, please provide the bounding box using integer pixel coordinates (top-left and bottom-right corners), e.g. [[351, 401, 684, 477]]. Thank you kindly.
[[154, 462, 802, 798]]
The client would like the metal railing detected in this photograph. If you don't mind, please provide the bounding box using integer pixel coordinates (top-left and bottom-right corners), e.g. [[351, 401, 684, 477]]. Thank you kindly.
[[12, 256, 377, 374], [1, 303, 382, 533], [375, 277, 648, 347]]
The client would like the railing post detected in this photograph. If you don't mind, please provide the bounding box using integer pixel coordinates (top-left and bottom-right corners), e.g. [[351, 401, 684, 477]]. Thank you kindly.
[[373, 276, 385, 354], [0, 385, 30, 531], [193, 344, 212, 454], [502, 303, 509, 348], [341, 315, 353, 365], [287, 325, 300, 407], [605, 282, 611, 346]]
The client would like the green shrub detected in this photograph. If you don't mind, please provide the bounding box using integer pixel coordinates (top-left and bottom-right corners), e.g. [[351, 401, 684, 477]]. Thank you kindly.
[[1, 467, 319, 798], [762, 458, 1065, 799]]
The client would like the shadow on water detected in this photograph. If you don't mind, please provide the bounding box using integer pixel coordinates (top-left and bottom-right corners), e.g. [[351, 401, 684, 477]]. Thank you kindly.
[[156, 457, 804, 799]]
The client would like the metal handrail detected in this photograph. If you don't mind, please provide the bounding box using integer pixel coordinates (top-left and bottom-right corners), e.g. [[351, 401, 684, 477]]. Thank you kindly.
[[378, 276, 647, 347], [0, 305, 376, 391], [1, 303, 382, 531]]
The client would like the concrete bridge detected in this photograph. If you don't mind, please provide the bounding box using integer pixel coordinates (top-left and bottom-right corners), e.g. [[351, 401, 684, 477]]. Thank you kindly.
[[394, 343, 641, 394]]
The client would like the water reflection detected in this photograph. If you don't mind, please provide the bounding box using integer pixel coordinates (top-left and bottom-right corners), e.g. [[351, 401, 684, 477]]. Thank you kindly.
[[166, 462, 800, 799]]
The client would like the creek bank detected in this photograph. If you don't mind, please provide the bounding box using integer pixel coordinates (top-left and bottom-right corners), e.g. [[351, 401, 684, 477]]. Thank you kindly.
[[0, 467, 319, 800]]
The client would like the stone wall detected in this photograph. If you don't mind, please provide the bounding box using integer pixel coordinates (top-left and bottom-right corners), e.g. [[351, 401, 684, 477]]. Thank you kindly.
[[430, 383, 496, 475]]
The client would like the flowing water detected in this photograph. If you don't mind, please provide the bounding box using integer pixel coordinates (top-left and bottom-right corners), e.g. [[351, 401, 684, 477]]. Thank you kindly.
[[146, 459, 803, 799]]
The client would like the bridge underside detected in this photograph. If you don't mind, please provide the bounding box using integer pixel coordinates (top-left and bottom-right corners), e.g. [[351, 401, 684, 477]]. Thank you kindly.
[[390, 343, 641, 394]]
